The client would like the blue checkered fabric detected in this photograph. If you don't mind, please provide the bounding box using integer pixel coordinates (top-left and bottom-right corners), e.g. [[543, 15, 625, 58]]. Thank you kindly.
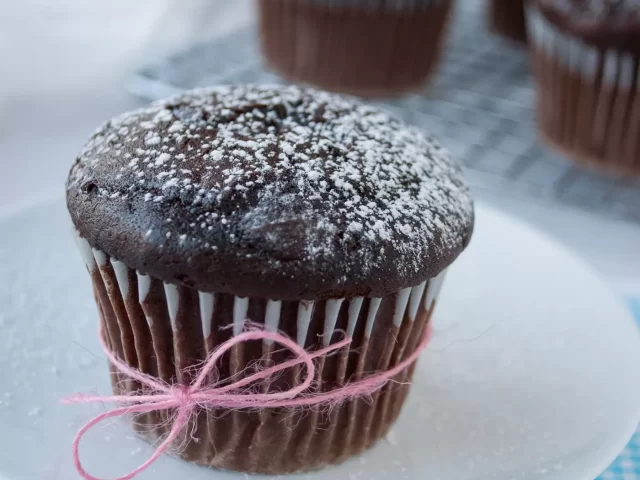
[[597, 299, 640, 480]]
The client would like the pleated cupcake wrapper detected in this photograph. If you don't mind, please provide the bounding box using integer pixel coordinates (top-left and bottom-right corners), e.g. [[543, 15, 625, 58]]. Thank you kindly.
[[304, 0, 448, 11], [258, 0, 452, 96], [75, 234, 446, 474], [489, 0, 527, 44], [526, 7, 640, 176]]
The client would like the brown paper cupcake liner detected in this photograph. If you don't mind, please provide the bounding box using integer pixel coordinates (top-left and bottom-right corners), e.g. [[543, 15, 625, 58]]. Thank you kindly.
[[489, 0, 527, 44], [257, 0, 453, 97], [526, 7, 640, 177], [75, 235, 446, 474]]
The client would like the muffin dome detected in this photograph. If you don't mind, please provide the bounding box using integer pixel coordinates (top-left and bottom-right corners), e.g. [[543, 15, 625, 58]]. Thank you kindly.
[[536, 0, 640, 50], [67, 85, 473, 300]]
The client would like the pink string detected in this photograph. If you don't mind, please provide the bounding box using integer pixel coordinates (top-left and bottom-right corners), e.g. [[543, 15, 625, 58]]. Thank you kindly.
[[63, 320, 432, 480]]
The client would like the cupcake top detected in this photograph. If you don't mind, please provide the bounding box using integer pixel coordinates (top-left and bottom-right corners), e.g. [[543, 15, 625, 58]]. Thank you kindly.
[[536, 0, 640, 50], [67, 85, 473, 300]]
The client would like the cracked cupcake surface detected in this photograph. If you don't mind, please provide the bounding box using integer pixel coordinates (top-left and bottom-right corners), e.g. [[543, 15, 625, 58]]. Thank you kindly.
[[67, 85, 473, 300]]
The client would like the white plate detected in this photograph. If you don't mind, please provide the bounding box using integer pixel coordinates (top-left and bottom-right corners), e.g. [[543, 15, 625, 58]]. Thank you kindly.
[[0, 200, 639, 480]]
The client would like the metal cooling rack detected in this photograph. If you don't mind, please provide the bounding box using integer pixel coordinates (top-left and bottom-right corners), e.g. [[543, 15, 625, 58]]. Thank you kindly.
[[129, 2, 640, 224]]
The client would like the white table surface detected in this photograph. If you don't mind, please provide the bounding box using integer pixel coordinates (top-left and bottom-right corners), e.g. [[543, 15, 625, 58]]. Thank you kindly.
[[0, 0, 639, 297], [2, 201, 639, 480]]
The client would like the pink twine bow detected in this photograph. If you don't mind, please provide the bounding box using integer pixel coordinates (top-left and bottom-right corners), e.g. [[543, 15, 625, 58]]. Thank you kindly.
[[63, 322, 432, 480]]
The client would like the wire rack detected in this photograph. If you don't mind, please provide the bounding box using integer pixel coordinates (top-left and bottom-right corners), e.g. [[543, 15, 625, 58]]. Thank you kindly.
[[129, 2, 640, 224]]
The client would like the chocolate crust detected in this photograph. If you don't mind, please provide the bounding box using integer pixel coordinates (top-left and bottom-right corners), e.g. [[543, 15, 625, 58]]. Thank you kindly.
[[535, 0, 640, 51], [67, 85, 474, 300]]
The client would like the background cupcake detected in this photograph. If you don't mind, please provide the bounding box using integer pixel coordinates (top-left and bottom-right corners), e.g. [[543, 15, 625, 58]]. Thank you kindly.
[[489, 0, 528, 43], [257, 0, 454, 96], [66, 85, 474, 474], [526, 0, 640, 176]]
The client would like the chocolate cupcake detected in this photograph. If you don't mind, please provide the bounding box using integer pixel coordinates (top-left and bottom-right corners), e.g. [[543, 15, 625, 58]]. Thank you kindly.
[[526, 0, 640, 176], [489, 0, 528, 43], [66, 85, 474, 474], [257, 0, 454, 96]]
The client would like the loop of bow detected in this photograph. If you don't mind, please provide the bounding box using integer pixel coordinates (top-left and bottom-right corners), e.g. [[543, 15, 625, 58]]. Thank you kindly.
[[63, 321, 432, 480]]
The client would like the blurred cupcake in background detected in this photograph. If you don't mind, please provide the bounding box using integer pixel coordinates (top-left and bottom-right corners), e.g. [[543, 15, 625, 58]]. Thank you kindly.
[[257, 0, 454, 97], [526, 0, 640, 176], [489, 0, 528, 43]]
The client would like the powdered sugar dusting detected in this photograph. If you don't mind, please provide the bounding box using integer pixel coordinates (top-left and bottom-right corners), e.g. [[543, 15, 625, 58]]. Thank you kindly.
[[67, 85, 472, 289]]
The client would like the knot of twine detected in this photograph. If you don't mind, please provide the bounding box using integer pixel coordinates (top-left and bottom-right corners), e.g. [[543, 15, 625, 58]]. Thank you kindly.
[[63, 320, 432, 480]]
